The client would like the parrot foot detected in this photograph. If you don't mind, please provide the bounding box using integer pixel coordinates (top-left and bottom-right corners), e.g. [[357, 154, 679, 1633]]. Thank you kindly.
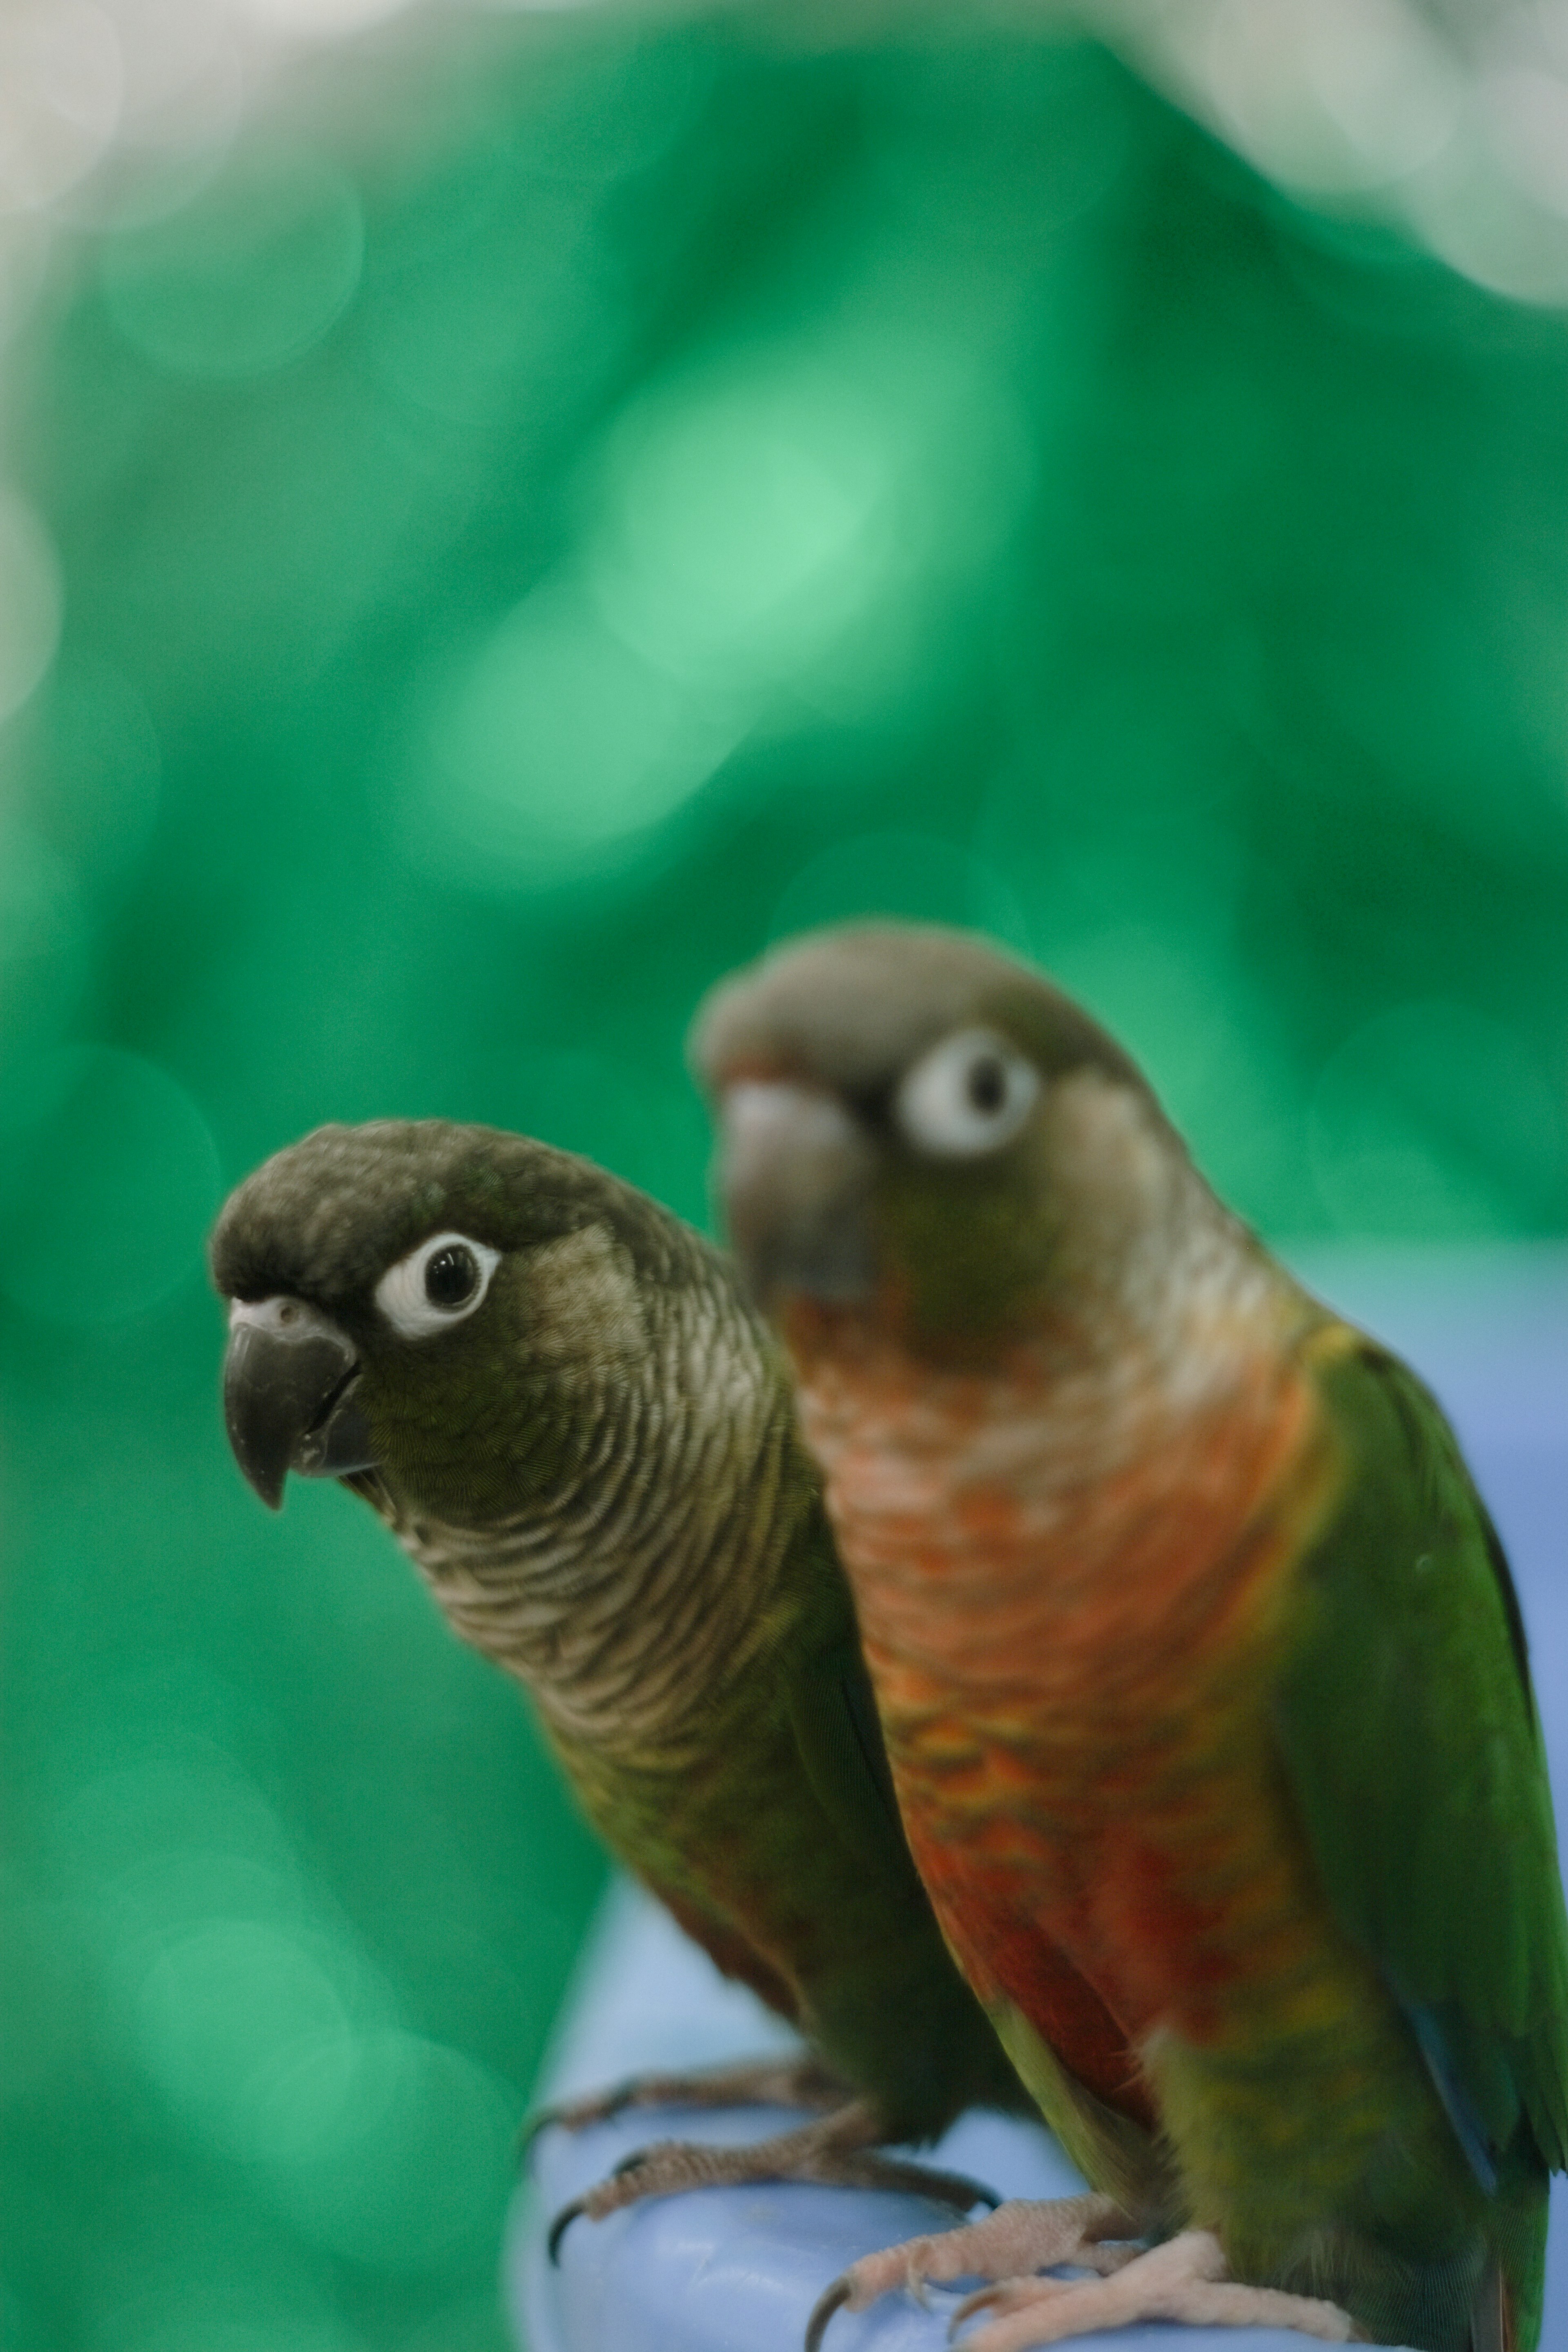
[[805, 2194, 1137, 2352], [520, 2051, 847, 2157], [548, 2096, 1000, 2263], [945, 2229, 1356, 2350]]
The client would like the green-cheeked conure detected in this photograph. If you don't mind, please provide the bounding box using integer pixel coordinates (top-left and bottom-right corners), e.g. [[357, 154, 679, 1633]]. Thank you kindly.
[[210, 1118, 1027, 2240], [694, 922, 1568, 2352]]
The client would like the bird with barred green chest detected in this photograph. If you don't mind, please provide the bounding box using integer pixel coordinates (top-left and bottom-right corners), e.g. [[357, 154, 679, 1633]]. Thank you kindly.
[[693, 922, 1568, 2352], [209, 1118, 1028, 2241]]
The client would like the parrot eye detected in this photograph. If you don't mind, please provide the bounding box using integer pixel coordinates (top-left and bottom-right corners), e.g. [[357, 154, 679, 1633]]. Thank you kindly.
[[425, 1244, 479, 1308], [375, 1231, 501, 1339], [895, 1028, 1040, 1159]]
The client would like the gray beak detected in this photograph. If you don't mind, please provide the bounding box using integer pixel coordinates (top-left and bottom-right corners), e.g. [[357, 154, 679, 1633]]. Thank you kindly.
[[222, 1296, 376, 1510], [717, 1080, 877, 1310]]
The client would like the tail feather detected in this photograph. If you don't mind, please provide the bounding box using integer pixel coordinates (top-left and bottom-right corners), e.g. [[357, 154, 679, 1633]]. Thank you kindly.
[[1470, 2258, 1513, 2352]]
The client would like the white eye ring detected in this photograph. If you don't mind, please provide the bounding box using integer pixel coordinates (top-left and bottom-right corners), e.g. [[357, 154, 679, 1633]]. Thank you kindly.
[[895, 1028, 1040, 1159], [375, 1231, 501, 1339]]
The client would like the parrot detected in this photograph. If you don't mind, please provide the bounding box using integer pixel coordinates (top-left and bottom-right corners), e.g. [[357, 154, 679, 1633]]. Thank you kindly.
[[209, 1116, 1029, 2243], [693, 920, 1568, 2352]]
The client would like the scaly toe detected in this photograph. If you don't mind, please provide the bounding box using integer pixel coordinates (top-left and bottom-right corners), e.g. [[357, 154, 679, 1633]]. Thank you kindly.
[[549, 2098, 997, 2279], [521, 2053, 847, 2158], [942, 2232, 1356, 2352], [888, 2194, 1136, 2296], [803, 2196, 1142, 2349]]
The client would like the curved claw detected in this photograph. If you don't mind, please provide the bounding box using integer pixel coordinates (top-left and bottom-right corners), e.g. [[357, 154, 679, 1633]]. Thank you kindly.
[[546, 2145, 653, 2260], [880, 2162, 1000, 2216], [949, 2278, 1030, 2332], [546, 2197, 589, 2265], [517, 2072, 642, 2163], [804, 2272, 853, 2352], [949, 2281, 1011, 2336]]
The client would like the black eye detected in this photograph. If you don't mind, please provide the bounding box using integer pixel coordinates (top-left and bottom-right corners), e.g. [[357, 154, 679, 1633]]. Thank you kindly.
[[966, 1054, 1007, 1114], [424, 1243, 479, 1310]]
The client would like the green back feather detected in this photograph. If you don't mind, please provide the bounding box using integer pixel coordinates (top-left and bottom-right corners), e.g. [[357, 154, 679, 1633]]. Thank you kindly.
[[1274, 1337, 1568, 2347], [1276, 1340, 1568, 2178]]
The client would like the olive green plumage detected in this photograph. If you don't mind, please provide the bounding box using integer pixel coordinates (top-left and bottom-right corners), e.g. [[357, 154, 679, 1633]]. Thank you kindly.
[[210, 1118, 1024, 2147]]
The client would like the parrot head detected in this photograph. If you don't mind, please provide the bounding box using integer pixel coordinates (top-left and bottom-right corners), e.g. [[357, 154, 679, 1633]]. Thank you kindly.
[[693, 923, 1197, 1355], [210, 1120, 660, 1523]]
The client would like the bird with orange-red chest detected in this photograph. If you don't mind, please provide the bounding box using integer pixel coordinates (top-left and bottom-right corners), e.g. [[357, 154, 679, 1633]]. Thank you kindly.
[[693, 920, 1568, 2352]]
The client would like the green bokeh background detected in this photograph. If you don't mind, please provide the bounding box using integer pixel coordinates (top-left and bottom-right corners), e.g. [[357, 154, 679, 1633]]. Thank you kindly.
[[2, 10, 1567, 2348]]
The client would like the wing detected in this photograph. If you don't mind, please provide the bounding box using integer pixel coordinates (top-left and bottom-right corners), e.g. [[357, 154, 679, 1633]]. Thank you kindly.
[[613, 1633, 915, 2038], [784, 1630, 911, 1877], [594, 1627, 913, 2031], [1274, 1333, 1568, 2182]]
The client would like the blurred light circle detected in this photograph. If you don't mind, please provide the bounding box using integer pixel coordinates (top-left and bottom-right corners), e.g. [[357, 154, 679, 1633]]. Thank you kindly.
[[53, 1751, 300, 1898], [0, 217, 51, 353], [365, 191, 604, 427], [133, 1918, 382, 2159], [1205, 0, 1459, 194], [582, 343, 1031, 739], [107, 0, 232, 131], [99, 151, 363, 377], [0, 486, 62, 723], [101, 1851, 307, 1955], [52, 3, 243, 235], [0, 1044, 222, 1323], [1047, 924, 1254, 1123], [1484, 69, 1568, 221], [239, 2029, 383, 2164], [1310, 1000, 1566, 1237], [1037, 923, 1316, 1227], [594, 370, 893, 689], [419, 581, 743, 884], [0, 848, 91, 1163], [262, 2030, 517, 2270], [0, 3, 122, 215], [0, 824, 88, 1027], [235, 0, 416, 33], [1417, 195, 1568, 306]]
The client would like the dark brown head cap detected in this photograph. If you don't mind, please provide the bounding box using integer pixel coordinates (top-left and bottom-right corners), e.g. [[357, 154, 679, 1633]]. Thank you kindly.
[[209, 1118, 689, 1311], [691, 922, 1149, 1109]]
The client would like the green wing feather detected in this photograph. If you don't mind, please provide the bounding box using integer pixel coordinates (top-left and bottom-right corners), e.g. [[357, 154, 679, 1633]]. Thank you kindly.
[[1274, 1336, 1568, 2179], [785, 1633, 909, 1874]]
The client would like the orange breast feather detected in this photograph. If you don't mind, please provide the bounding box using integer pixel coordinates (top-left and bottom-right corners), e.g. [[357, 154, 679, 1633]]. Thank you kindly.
[[789, 1305, 1346, 2094]]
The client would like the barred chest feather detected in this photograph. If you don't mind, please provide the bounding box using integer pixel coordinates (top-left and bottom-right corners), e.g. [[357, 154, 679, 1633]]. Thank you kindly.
[[371, 1246, 801, 1769]]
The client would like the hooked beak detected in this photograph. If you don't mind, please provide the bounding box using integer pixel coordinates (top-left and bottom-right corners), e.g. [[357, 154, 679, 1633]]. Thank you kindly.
[[717, 1080, 877, 1311], [222, 1297, 377, 1510]]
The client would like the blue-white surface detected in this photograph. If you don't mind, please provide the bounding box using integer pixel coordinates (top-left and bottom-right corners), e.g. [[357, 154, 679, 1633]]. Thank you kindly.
[[509, 1249, 1568, 2352]]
